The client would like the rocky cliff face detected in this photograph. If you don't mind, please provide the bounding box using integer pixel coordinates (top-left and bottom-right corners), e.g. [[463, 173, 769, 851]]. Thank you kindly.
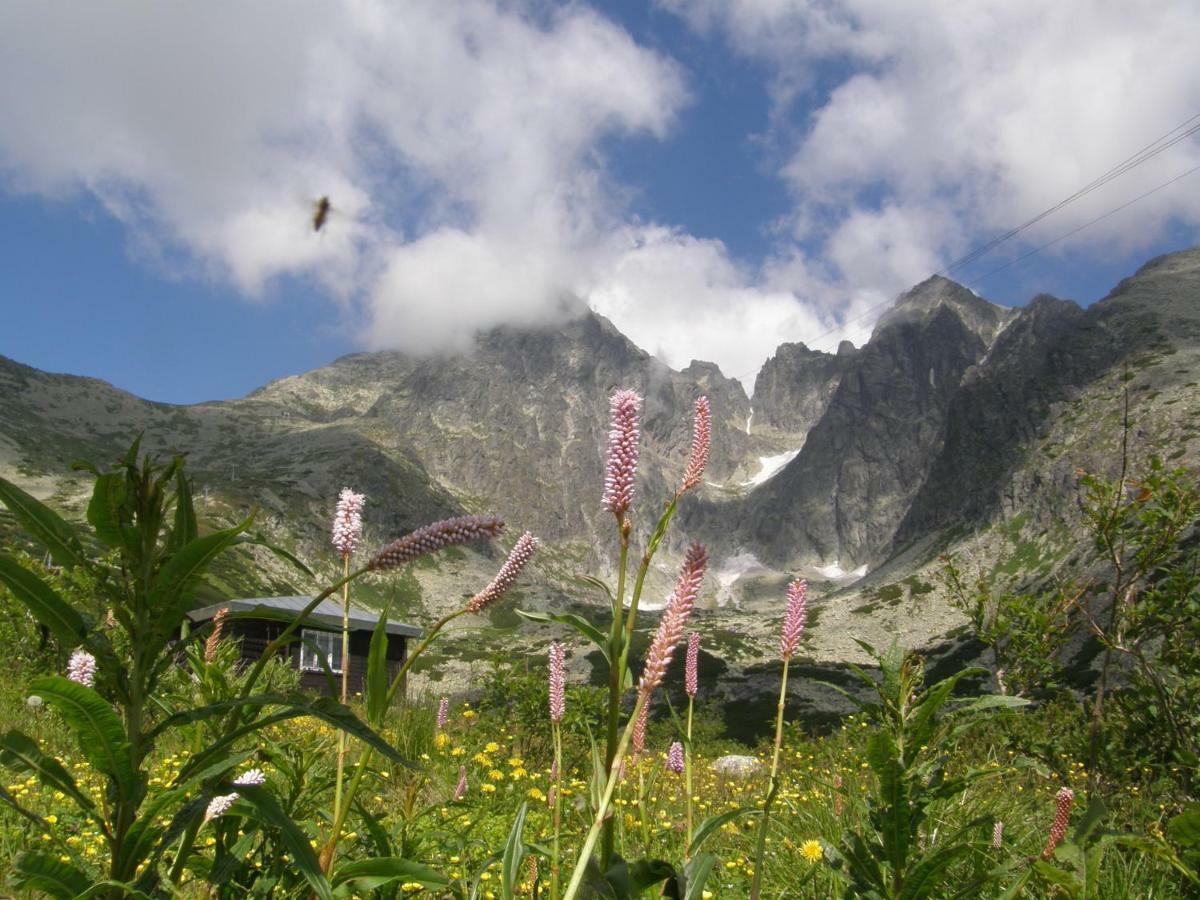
[[732, 277, 1016, 568], [751, 341, 848, 438], [3, 247, 1198, 691]]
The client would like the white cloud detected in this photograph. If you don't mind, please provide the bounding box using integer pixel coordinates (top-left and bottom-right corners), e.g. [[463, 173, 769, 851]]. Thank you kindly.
[[663, 0, 1200, 294], [0, 0, 690, 339], [585, 226, 874, 388]]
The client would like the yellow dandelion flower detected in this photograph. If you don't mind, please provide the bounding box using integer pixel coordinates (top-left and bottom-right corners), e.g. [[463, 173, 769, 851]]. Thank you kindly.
[[801, 839, 823, 862], [481, 784, 496, 794], [485, 742, 500, 753]]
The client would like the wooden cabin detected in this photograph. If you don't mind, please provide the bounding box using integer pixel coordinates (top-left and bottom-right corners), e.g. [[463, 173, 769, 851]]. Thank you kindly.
[[186, 596, 421, 697]]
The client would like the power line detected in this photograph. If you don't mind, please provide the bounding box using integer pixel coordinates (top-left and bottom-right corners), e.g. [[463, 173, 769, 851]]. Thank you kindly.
[[793, 113, 1200, 353], [969, 162, 1200, 286], [941, 111, 1200, 276]]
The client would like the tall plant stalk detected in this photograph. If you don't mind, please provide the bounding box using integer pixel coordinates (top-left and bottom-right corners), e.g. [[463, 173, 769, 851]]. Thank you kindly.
[[749, 654, 791, 900]]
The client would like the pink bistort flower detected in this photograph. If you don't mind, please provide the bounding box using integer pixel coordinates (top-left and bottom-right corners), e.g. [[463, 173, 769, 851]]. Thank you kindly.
[[601, 390, 642, 517], [549, 642, 566, 724], [331, 487, 365, 558], [780, 579, 808, 660], [468, 532, 539, 613], [67, 649, 96, 687], [679, 396, 711, 494]]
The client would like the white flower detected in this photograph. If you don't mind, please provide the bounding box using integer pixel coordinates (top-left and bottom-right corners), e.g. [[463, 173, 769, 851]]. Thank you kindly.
[[66, 649, 96, 687]]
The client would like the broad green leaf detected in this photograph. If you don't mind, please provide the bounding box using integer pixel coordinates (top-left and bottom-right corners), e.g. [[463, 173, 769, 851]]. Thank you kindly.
[[682, 853, 717, 900], [69, 881, 155, 900], [627, 858, 675, 892], [236, 533, 315, 580], [0, 555, 88, 647], [908, 668, 987, 762], [899, 843, 975, 899], [1168, 803, 1200, 849], [1072, 796, 1108, 846], [148, 516, 254, 641], [688, 807, 758, 855], [367, 602, 393, 725], [574, 574, 615, 604], [332, 857, 452, 891], [866, 731, 910, 875], [234, 785, 332, 900], [500, 801, 528, 900], [154, 693, 408, 765], [10, 851, 92, 899], [516, 608, 607, 653], [29, 676, 136, 803], [0, 730, 97, 818], [0, 475, 86, 570], [168, 468, 198, 555], [86, 472, 126, 548]]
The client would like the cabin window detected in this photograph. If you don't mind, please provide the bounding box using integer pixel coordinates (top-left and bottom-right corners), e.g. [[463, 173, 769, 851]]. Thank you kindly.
[[299, 629, 342, 674]]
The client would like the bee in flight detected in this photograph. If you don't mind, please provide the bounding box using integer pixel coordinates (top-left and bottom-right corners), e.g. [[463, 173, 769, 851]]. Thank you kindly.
[[312, 196, 332, 232]]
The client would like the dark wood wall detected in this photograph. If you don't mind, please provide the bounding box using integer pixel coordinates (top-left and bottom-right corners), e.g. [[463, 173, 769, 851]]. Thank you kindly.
[[227, 619, 407, 698]]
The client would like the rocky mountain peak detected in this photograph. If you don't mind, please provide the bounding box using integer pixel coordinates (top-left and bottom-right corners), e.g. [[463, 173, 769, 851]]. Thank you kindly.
[[876, 274, 1017, 347]]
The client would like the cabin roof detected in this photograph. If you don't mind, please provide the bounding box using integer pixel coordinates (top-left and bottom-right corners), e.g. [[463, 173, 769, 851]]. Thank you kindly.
[[187, 596, 422, 638]]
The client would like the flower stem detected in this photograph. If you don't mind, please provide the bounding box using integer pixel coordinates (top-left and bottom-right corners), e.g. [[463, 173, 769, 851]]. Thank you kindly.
[[685, 695, 694, 858], [601, 519, 629, 868], [320, 606, 468, 873], [564, 691, 648, 900], [330, 554, 351, 870], [749, 656, 790, 900], [551, 722, 563, 900]]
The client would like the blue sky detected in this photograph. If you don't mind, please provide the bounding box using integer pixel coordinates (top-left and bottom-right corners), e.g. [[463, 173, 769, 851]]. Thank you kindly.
[[1, 1, 1198, 403]]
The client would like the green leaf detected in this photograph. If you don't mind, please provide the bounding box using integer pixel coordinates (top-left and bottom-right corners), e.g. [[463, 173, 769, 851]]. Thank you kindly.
[[688, 807, 758, 855], [573, 574, 615, 605], [10, 851, 92, 899], [1072, 796, 1108, 846], [0, 475, 86, 570], [70, 881, 156, 899], [0, 730, 98, 819], [168, 468, 198, 555], [29, 675, 136, 803], [644, 496, 680, 560], [0, 555, 88, 647], [908, 668, 987, 758], [516, 608, 607, 653], [154, 694, 409, 766], [332, 857, 452, 891], [500, 800, 528, 900], [899, 843, 975, 899], [86, 472, 127, 549], [1167, 804, 1200, 849], [366, 602, 393, 725], [236, 533, 314, 580], [681, 853, 718, 900], [234, 785, 332, 900], [148, 515, 254, 643], [627, 858, 676, 892], [866, 731, 910, 875]]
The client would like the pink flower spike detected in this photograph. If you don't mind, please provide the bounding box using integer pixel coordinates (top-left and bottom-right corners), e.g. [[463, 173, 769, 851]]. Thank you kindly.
[[601, 390, 642, 517], [632, 702, 650, 756], [1042, 788, 1074, 859], [331, 487, 365, 558], [367, 515, 505, 571], [679, 396, 711, 493], [437, 697, 449, 730], [549, 643, 566, 724], [667, 741, 685, 774], [67, 649, 96, 687], [468, 532, 539, 613], [685, 632, 701, 698], [639, 543, 708, 697], [780, 579, 808, 660], [454, 766, 468, 802]]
